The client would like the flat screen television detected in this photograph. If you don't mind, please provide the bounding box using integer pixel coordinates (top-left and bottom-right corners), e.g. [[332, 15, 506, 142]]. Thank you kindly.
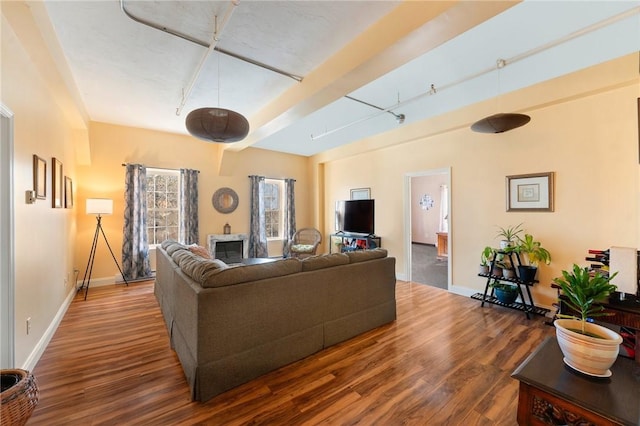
[[335, 199, 375, 235]]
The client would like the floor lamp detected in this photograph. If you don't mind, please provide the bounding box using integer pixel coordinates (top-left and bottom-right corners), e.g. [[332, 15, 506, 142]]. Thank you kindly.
[[79, 198, 128, 300]]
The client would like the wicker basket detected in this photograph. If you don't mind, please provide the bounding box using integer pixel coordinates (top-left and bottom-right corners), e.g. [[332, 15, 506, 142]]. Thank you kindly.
[[0, 369, 39, 426]]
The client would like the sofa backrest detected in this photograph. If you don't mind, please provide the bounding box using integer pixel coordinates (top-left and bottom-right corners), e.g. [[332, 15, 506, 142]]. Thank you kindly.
[[159, 240, 388, 288], [202, 258, 302, 288]]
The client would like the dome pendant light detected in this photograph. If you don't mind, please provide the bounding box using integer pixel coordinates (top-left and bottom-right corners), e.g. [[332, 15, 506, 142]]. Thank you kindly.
[[471, 113, 531, 133], [185, 14, 249, 143], [471, 59, 531, 134], [186, 107, 249, 142]]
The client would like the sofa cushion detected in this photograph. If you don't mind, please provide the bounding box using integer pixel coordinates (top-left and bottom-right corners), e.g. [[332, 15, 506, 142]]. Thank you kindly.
[[171, 249, 227, 284], [163, 240, 188, 256], [345, 248, 388, 263], [188, 244, 212, 259], [301, 253, 349, 272], [202, 258, 302, 288]]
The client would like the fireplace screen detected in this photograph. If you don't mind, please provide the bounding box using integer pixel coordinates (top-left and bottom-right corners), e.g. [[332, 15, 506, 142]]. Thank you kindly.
[[215, 240, 243, 264]]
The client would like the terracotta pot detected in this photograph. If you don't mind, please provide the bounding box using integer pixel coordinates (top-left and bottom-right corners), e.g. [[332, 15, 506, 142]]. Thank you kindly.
[[554, 319, 622, 377], [503, 268, 516, 279]]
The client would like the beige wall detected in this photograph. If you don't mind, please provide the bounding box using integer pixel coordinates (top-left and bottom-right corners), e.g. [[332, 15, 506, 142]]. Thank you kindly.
[[317, 54, 640, 309], [77, 122, 312, 280], [3, 11, 80, 367]]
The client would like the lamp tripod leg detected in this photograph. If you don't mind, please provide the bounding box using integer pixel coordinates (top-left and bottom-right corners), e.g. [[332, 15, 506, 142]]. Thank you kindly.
[[97, 221, 129, 286], [80, 219, 101, 300]]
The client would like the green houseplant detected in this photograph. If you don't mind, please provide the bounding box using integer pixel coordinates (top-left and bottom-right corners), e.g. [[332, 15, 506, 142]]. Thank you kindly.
[[490, 280, 518, 304], [479, 246, 493, 274], [514, 233, 551, 283], [495, 223, 524, 249], [553, 264, 617, 334], [553, 264, 622, 376]]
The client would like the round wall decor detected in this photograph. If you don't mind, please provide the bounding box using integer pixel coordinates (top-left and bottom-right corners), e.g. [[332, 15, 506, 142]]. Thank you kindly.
[[212, 187, 239, 214]]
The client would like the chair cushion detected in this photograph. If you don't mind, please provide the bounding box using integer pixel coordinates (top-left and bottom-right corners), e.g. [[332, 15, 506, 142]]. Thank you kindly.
[[291, 244, 316, 254]]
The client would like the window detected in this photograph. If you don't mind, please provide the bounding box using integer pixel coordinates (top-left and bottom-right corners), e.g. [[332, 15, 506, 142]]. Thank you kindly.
[[264, 179, 284, 239], [146, 169, 180, 246]]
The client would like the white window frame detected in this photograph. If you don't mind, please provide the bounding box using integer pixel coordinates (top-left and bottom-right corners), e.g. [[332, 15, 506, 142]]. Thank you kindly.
[[146, 168, 181, 248], [264, 179, 285, 241]]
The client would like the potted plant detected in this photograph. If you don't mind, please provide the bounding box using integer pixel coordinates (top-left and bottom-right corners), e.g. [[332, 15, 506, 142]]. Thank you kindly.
[[500, 257, 517, 279], [496, 223, 523, 249], [479, 246, 493, 275], [491, 252, 505, 277], [553, 264, 622, 377], [490, 280, 518, 304], [514, 233, 551, 283]]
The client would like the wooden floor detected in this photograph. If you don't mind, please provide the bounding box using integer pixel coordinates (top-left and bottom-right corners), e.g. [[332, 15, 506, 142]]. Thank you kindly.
[[28, 280, 554, 425]]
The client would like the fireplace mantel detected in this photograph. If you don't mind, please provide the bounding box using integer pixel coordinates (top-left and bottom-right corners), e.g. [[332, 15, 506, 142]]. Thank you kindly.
[[207, 233, 249, 260]]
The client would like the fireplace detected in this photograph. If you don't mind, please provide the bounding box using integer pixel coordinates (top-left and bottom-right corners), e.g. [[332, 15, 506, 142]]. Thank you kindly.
[[207, 233, 249, 264], [215, 241, 243, 263]]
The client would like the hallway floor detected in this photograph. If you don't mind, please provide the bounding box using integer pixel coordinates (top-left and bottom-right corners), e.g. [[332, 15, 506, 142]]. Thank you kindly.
[[411, 243, 448, 289]]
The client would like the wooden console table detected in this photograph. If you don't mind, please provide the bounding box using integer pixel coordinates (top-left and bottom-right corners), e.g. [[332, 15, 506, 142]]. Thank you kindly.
[[436, 232, 448, 260], [512, 337, 639, 425]]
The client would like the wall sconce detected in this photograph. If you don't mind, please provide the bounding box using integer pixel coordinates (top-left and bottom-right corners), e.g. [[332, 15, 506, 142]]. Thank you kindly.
[[419, 194, 434, 210]]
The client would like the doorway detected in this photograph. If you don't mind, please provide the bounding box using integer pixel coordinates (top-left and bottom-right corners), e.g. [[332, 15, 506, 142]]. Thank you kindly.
[[405, 168, 451, 289], [1, 106, 15, 368]]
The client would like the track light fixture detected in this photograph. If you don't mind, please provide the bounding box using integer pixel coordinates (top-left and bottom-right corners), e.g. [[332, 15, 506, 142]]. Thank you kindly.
[[344, 95, 406, 124]]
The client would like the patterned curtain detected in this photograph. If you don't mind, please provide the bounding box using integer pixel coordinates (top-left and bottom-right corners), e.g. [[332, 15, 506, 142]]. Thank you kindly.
[[122, 164, 151, 280], [180, 168, 199, 245], [282, 178, 296, 258], [248, 175, 268, 258]]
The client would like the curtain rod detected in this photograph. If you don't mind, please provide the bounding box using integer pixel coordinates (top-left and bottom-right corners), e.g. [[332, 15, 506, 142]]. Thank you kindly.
[[248, 175, 296, 182], [122, 163, 200, 173]]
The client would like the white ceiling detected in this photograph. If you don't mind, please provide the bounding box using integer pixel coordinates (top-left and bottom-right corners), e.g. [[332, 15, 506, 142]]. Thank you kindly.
[[43, 1, 639, 157]]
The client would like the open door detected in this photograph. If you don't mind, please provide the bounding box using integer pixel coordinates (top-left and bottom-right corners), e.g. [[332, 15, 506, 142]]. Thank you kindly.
[[405, 168, 451, 289]]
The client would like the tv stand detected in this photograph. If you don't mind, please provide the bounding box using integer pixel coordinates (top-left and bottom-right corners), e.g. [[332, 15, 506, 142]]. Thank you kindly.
[[330, 233, 381, 253]]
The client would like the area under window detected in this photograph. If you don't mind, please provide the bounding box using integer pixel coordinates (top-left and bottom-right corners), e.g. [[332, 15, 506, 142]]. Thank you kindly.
[[264, 179, 284, 240], [147, 168, 180, 247]]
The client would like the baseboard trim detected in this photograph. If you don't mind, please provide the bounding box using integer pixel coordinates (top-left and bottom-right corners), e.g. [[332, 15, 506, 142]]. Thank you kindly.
[[22, 286, 76, 371]]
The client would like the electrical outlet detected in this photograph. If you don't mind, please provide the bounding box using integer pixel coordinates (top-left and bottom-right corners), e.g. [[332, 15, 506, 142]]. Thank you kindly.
[[26, 317, 31, 335]]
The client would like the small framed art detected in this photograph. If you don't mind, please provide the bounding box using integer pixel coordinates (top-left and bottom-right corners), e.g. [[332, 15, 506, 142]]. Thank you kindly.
[[64, 176, 73, 208], [52, 157, 63, 208], [506, 172, 554, 212], [33, 155, 46, 199]]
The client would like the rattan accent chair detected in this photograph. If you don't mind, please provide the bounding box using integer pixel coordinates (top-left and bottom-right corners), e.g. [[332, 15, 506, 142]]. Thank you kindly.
[[287, 228, 322, 259]]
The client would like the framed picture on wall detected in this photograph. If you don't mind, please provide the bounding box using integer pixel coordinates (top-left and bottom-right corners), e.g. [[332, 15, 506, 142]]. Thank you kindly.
[[64, 176, 73, 208], [506, 172, 554, 212], [52, 157, 63, 208], [33, 155, 46, 199]]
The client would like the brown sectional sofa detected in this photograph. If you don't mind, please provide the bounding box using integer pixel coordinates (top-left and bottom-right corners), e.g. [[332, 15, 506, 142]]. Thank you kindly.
[[155, 240, 397, 402]]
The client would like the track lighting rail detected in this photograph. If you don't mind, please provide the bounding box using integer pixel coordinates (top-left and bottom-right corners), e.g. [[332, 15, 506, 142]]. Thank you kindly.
[[120, 0, 303, 84]]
